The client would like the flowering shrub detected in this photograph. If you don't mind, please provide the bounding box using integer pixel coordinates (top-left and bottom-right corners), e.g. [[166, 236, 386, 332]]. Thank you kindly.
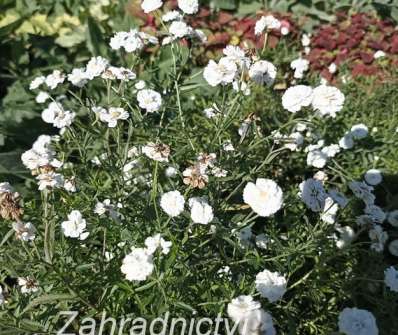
[[306, 12, 398, 82], [1, 1, 398, 334]]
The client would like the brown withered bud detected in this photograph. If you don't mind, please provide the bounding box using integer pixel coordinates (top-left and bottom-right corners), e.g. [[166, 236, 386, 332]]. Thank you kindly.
[[0, 192, 23, 221], [182, 164, 209, 189]]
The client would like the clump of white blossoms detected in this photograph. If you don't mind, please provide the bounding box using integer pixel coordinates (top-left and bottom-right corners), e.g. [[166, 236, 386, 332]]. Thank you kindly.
[[338, 308, 378, 335], [61, 210, 89, 240], [160, 191, 185, 217], [255, 15, 281, 35], [42, 102, 75, 129], [121, 247, 154, 281], [227, 295, 276, 335], [145, 234, 172, 255], [110, 29, 158, 52], [243, 178, 283, 217], [384, 266, 398, 292], [290, 58, 309, 79], [255, 269, 287, 302]]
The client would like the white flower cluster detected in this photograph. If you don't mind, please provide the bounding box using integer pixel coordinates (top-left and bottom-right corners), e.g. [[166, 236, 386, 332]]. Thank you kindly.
[[121, 234, 171, 281], [110, 29, 158, 52], [282, 84, 345, 117], [338, 308, 378, 335], [227, 295, 276, 335], [204, 45, 276, 89]]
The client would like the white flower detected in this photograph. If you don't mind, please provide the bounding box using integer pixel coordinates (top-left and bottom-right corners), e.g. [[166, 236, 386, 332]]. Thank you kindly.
[[99, 107, 129, 128], [188, 197, 214, 224], [121, 247, 154, 281], [223, 140, 235, 151], [227, 296, 261, 323], [165, 166, 178, 178], [364, 204, 386, 223], [299, 178, 327, 212], [45, 70, 65, 89], [85, 56, 109, 80], [61, 210, 89, 240], [160, 191, 185, 217], [30, 76, 46, 90], [12, 221, 36, 241], [369, 225, 388, 252], [135, 80, 146, 90], [374, 50, 386, 59], [254, 15, 281, 35], [145, 234, 172, 255], [211, 166, 227, 177], [227, 296, 276, 335], [137, 89, 162, 113], [223, 45, 250, 69], [255, 269, 287, 302], [282, 85, 313, 113], [243, 178, 283, 217], [64, 178, 77, 192], [68, 68, 88, 87], [0, 182, 13, 194], [94, 199, 121, 221], [290, 58, 309, 79], [307, 149, 328, 168], [109, 30, 155, 52], [142, 142, 170, 162], [349, 181, 375, 205], [384, 266, 398, 292], [102, 66, 136, 81], [42, 102, 75, 128], [21, 135, 62, 171], [339, 132, 354, 149], [203, 57, 238, 87], [203, 107, 217, 118], [387, 210, 398, 227], [36, 91, 50, 104], [162, 10, 182, 22], [18, 277, 39, 294], [334, 225, 355, 249], [350, 124, 369, 139], [322, 144, 340, 157], [321, 197, 339, 224], [248, 60, 276, 86], [364, 169, 382, 186], [301, 33, 311, 47], [177, 0, 198, 14], [169, 21, 193, 38], [36, 172, 64, 191], [338, 308, 378, 335], [328, 62, 337, 74], [255, 234, 269, 249], [141, 0, 163, 13], [389, 240, 398, 256], [311, 85, 345, 117]]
